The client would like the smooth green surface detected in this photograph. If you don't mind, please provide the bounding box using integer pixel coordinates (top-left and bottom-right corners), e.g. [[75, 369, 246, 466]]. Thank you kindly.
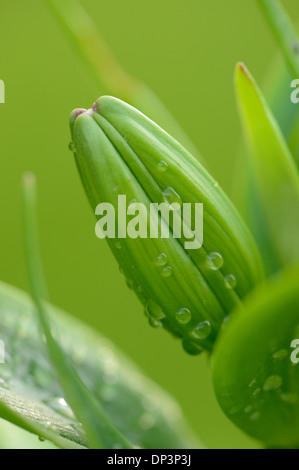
[[0, 0, 298, 448], [212, 265, 299, 448]]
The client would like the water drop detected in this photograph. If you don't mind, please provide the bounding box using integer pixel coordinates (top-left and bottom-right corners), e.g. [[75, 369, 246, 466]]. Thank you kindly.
[[263, 375, 283, 392], [157, 161, 168, 173], [280, 393, 297, 404], [115, 241, 122, 250], [182, 339, 203, 355], [206, 252, 223, 271], [129, 198, 137, 205], [68, 141, 75, 152], [154, 253, 167, 267], [224, 274, 237, 289], [145, 300, 165, 321], [44, 397, 75, 420], [126, 278, 134, 290], [161, 266, 173, 278], [249, 379, 257, 388], [176, 308, 192, 325], [148, 316, 162, 328], [250, 411, 260, 421], [192, 321, 212, 340], [244, 405, 253, 414], [112, 443, 123, 449], [139, 413, 156, 430], [163, 187, 182, 209], [252, 388, 261, 397], [229, 406, 240, 415], [272, 349, 288, 360]]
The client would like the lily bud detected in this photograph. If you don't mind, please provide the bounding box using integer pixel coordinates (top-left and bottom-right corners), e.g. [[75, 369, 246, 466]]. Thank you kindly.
[[69, 96, 263, 353]]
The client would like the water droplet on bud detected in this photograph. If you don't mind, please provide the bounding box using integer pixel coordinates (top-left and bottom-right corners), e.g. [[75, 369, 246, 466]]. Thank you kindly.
[[206, 252, 223, 271], [176, 308, 192, 325]]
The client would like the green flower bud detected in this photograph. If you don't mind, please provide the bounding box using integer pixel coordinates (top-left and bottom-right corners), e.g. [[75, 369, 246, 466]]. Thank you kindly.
[[69, 96, 263, 353]]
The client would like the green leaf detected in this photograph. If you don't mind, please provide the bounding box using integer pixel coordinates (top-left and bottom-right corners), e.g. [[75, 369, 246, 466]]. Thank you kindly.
[[257, 0, 299, 78], [235, 62, 299, 270], [0, 281, 198, 449], [212, 264, 299, 448]]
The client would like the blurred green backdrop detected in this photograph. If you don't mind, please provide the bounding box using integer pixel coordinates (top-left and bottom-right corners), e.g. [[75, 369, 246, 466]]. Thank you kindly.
[[0, 0, 298, 449]]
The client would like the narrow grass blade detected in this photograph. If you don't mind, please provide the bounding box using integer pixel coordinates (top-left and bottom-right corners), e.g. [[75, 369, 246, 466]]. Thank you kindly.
[[212, 264, 299, 448], [235, 63, 299, 270], [22, 172, 133, 449], [257, 0, 299, 78], [45, 0, 200, 158]]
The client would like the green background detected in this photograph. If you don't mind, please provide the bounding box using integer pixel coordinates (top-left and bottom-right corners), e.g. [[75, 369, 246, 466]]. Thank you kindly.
[[0, 0, 297, 449]]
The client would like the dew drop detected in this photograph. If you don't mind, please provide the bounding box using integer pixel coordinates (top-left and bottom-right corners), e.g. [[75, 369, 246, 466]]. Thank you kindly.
[[228, 406, 240, 415], [139, 413, 156, 430], [244, 405, 253, 414], [182, 339, 203, 356], [272, 349, 288, 360], [263, 375, 283, 392], [250, 411, 260, 421], [154, 253, 168, 267], [192, 321, 212, 340], [44, 397, 75, 420], [145, 300, 165, 321], [280, 393, 297, 404], [115, 241, 122, 250], [68, 141, 75, 152], [249, 379, 257, 388], [161, 266, 173, 278], [224, 274, 237, 289], [148, 316, 162, 328], [176, 308, 192, 325], [163, 187, 182, 209], [157, 161, 168, 173], [206, 252, 223, 271], [126, 279, 134, 290]]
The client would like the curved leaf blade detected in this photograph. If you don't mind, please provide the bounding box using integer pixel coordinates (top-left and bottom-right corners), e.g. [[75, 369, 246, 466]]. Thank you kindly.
[[212, 265, 299, 448], [235, 62, 299, 270]]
